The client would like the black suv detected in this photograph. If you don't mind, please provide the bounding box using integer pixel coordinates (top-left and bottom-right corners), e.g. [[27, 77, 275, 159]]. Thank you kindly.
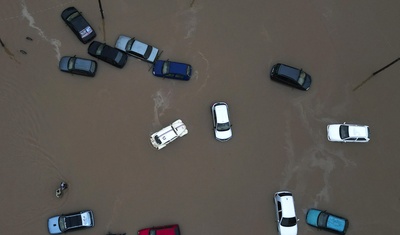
[[270, 63, 312, 90]]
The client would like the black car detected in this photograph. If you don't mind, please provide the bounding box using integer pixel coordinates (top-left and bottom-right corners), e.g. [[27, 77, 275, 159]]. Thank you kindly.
[[270, 63, 312, 90], [59, 56, 97, 77], [88, 41, 128, 68], [61, 7, 96, 44]]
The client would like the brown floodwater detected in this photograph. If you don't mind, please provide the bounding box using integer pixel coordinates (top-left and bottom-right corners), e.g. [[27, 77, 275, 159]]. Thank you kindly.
[[1, 0, 400, 234]]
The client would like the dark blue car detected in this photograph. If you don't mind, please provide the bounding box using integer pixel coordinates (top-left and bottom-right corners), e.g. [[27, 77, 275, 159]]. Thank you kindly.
[[152, 60, 192, 81], [306, 208, 349, 234]]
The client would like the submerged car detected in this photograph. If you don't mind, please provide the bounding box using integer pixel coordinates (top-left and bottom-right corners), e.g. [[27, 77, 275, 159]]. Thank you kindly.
[[273, 191, 298, 235], [152, 60, 192, 80], [138, 224, 180, 235], [47, 210, 94, 234], [59, 56, 97, 77], [211, 102, 232, 141], [327, 123, 370, 142], [115, 35, 159, 63], [306, 208, 349, 234], [61, 7, 96, 44], [150, 119, 188, 150], [270, 63, 312, 91], [88, 41, 128, 68]]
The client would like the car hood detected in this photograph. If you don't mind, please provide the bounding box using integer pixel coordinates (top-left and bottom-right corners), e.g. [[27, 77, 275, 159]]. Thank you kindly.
[[280, 225, 298, 235], [48, 216, 62, 234], [115, 35, 131, 52], [306, 209, 321, 227], [215, 129, 232, 141], [59, 56, 70, 72], [147, 47, 159, 63], [327, 124, 341, 141], [152, 60, 164, 75]]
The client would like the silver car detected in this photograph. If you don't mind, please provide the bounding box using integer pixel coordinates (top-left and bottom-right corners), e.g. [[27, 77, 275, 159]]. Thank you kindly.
[[115, 35, 159, 63]]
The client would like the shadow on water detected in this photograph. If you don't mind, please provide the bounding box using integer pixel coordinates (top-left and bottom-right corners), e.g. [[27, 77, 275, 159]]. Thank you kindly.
[[0, 38, 20, 64]]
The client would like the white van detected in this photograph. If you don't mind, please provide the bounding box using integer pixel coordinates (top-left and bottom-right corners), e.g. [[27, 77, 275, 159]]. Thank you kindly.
[[150, 119, 188, 150]]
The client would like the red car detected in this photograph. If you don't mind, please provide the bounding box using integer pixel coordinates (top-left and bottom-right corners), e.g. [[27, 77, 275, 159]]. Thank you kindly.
[[138, 224, 180, 235]]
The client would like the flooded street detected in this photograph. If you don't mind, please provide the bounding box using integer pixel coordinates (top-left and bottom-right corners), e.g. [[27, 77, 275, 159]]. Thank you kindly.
[[1, 0, 400, 234]]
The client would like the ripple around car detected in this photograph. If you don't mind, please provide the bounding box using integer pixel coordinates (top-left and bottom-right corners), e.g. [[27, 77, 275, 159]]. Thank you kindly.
[[150, 119, 188, 150], [115, 35, 159, 63]]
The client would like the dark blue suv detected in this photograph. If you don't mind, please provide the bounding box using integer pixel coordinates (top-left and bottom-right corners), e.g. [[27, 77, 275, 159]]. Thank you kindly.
[[152, 60, 192, 81]]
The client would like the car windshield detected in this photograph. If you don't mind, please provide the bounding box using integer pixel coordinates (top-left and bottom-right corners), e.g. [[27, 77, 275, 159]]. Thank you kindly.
[[217, 122, 230, 131], [281, 217, 297, 227], [144, 46, 153, 59], [59, 216, 66, 232], [66, 12, 80, 22], [154, 135, 162, 145], [339, 125, 350, 139], [150, 229, 156, 235], [68, 57, 75, 70], [115, 52, 123, 63], [126, 38, 135, 51], [96, 44, 105, 55], [317, 212, 329, 227], [298, 71, 306, 85], [162, 61, 170, 75]]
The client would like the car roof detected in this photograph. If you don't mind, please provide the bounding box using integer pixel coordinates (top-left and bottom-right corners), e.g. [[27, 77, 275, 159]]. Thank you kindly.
[[278, 64, 300, 80], [155, 126, 177, 144], [214, 103, 229, 123], [132, 40, 148, 55], [348, 125, 368, 137], [74, 58, 93, 71], [168, 61, 189, 75], [281, 195, 296, 218]]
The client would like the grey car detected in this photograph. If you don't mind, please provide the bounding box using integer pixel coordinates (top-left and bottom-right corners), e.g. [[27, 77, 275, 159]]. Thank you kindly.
[[48, 210, 94, 234], [115, 35, 159, 63], [59, 56, 97, 77]]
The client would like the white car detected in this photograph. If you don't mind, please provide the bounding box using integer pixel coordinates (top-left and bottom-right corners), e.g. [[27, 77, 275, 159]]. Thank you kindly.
[[115, 35, 159, 63], [150, 119, 188, 150], [327, 122, 370, 142], [48, 210, 94, 234], [273, 191, 298, 235], [211, 102, 232, 141]]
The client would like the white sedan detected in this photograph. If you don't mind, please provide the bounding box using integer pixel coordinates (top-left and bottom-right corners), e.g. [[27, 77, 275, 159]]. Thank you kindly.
[[327, 122, 370, 142], [211, 102, 232, 141], [274, 191, 298, 235]]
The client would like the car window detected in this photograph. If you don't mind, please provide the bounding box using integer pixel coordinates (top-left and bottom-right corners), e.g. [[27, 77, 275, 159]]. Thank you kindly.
[[281, 217, 297, 227], [68, 57, 75, 70], [150, 229, 156, 235], [339, 125, 350, 139], [126, 38, 135, 52], [277, 201, 282, 211], [298, 71, 306, 85], [163, 61, 170, 74], [216, 122, 230, 131], [96, 44, 105, 55], [175, 74, 184, 79], [67, 12, 80, 21], [317, 212, 329, 227], [358, 138, 366, 141], [346, 137, 356, 141], [278, 211, 282, 220]]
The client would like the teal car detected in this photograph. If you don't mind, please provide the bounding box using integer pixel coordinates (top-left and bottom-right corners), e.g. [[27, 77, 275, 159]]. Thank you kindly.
[[306, 208, 349, 234]]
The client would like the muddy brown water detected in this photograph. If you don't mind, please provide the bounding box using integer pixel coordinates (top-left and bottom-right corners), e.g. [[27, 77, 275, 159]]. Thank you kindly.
[[1, 0, 400, 234]]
